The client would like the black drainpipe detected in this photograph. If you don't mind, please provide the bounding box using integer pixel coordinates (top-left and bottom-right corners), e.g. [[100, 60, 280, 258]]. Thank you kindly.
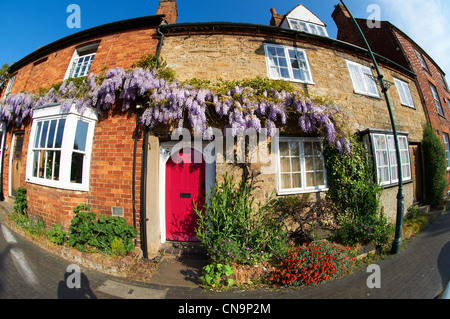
[[137, 25, 166, 259], [0, 127, 5, 201]]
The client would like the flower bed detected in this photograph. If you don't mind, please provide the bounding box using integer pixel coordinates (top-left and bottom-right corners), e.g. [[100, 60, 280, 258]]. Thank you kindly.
[[266, 241, 356, 287]]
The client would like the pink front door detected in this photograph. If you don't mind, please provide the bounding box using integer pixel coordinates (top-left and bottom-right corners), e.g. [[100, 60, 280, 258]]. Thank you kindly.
[[165, 148, 205, 241]]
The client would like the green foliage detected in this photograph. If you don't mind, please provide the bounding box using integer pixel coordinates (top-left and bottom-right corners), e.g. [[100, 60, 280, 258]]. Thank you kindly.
[[111, 237, 127, 256], [49, 224, 68, 245], [132, 53, 176, 82], [422, 124, 447, 207], [194, 173, 287, 265], [267, 194, 337, 244], [0, 63, 10, 89], [200, 263, 234, 288], [68, 203, 138, 254], [330, 213, 393, 247], [13, 187, 28, 215], [323, 134, 382, 222]]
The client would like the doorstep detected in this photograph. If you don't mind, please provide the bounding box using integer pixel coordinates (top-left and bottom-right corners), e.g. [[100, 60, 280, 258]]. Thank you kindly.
[[160, 241, 207, 258]]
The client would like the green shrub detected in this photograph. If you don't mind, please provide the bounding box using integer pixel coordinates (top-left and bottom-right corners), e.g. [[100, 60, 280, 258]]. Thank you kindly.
[[68, 203, 138, 255], [49, 224, 68, 245], [330, 213, 393, 247], [422, 124, 447, 207], [200, 263, 234, 288], [13, 187, 27, 215], [194, 173, 287, 265], [323, 134, 382, 222]]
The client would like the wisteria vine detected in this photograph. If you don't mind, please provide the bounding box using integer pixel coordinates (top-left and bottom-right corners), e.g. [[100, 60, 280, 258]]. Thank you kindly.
[[0, 65, 350, 153]]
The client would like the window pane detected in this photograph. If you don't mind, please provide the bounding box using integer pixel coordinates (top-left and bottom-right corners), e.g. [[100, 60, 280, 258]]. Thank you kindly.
[[362, 67, 378, 95], [71, 152, 84, 183], [34, 122, 42, 148], [315, 156, 323, 170], [46, 120, 57, 148], [54, 151, 61, 181], [306, 172, 315, 187], [40, 121, 49, 148], [74, 120, 89, 151], [348, 63, 366, 93], [292, 173, 302, 188], [54, 119, 66, 148], [45, 151, 54, 179], [280, 158, 291, 173], [281, 173, 291, 189], [289, 142, 300, 156], [305, 157, 315, 171], [38, 150, 46, 178], [316, 172, 324, 186], [279, 142, 290, 156], [304, 142, 313, 155], [291, 157, 301, 172], [32, 151, 39, 177]]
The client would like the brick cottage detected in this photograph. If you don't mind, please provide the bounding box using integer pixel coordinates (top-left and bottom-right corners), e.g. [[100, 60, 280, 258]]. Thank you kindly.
[[0, 1, 443, 258]]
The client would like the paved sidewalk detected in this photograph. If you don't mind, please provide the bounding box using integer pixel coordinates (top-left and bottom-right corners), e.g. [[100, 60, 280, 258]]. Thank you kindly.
[[1, 199, 449, 299]]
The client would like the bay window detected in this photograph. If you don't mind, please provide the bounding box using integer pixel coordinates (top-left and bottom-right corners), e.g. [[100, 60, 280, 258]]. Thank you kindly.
[[368, 131, 411, 186], [26, 104, 97, 191]]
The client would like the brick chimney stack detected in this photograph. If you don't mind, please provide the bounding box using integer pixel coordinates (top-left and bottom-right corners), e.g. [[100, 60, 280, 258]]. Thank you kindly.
[[156, 0, 178, 25], [331, 4, 364, 47], [269, 8, 284, 27]]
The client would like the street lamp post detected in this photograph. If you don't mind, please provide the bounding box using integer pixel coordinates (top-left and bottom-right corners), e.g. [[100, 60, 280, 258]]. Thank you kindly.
[[339, 0, 404, 254]]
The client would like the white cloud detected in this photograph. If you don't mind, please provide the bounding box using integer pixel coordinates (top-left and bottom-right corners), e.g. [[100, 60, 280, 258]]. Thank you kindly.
[[377, 0, 450, 80]]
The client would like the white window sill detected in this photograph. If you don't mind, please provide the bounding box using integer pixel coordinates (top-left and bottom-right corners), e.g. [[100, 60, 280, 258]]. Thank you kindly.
[[26, 178, 89, 192], [277, 187, 329, 196]]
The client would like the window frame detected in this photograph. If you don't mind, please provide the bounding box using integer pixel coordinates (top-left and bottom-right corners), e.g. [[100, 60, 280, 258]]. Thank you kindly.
[[4, 73, 17, 96], [414, 49, 429, 72], [440, 73, 449, 92], [370, 132, 411, 186], [443, 133, 450, 170], [264, 43, 314, 84], [430, 83, 444, 116], [64, 43, 99, 80], [393, 77, 415, 108], [275, 136, 328, 195], [287, 18, 328, 37], [345, 60, 380, 98], [26, 103, 97, 191]]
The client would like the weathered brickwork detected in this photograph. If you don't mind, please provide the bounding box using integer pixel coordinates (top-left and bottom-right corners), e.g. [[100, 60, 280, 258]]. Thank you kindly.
[[1, 23, 160, 233], [160, 29, 427, 221], [332, 4, 450, 193]]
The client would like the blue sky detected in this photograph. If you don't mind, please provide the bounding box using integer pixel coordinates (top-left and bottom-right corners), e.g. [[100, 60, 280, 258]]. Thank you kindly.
[[1, 0, 449, 79]]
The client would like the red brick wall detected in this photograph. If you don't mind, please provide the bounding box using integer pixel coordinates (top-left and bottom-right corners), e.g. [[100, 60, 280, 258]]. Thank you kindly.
[[156, 0, 178, 24], [394, 30, 450, 191], [1, 26, 159, 239], [5, 29, 158, 95]]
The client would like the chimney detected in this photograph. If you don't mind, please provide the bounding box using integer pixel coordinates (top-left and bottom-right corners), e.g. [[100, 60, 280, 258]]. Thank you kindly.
[[156, 0, 178, 25], [332, 4, 362, 45], [270, 8, 284, 27]]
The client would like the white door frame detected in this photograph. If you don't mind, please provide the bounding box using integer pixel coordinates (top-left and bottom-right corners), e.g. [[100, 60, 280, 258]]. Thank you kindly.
[[9, 131, 24, 197], [159, 141, 215, 243], [0, 122, 6, 176]]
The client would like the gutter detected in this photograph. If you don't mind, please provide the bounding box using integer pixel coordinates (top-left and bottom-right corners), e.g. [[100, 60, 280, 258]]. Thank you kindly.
[[158, 21, 416, 78]]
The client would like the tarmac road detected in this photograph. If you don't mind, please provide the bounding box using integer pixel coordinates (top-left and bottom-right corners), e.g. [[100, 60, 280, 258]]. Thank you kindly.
[[0, 200, 449, 301]]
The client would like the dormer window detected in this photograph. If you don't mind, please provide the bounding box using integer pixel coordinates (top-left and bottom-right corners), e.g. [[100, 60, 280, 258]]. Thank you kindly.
[[288, 18, 328, 37], [65, 43, 99, 79]]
